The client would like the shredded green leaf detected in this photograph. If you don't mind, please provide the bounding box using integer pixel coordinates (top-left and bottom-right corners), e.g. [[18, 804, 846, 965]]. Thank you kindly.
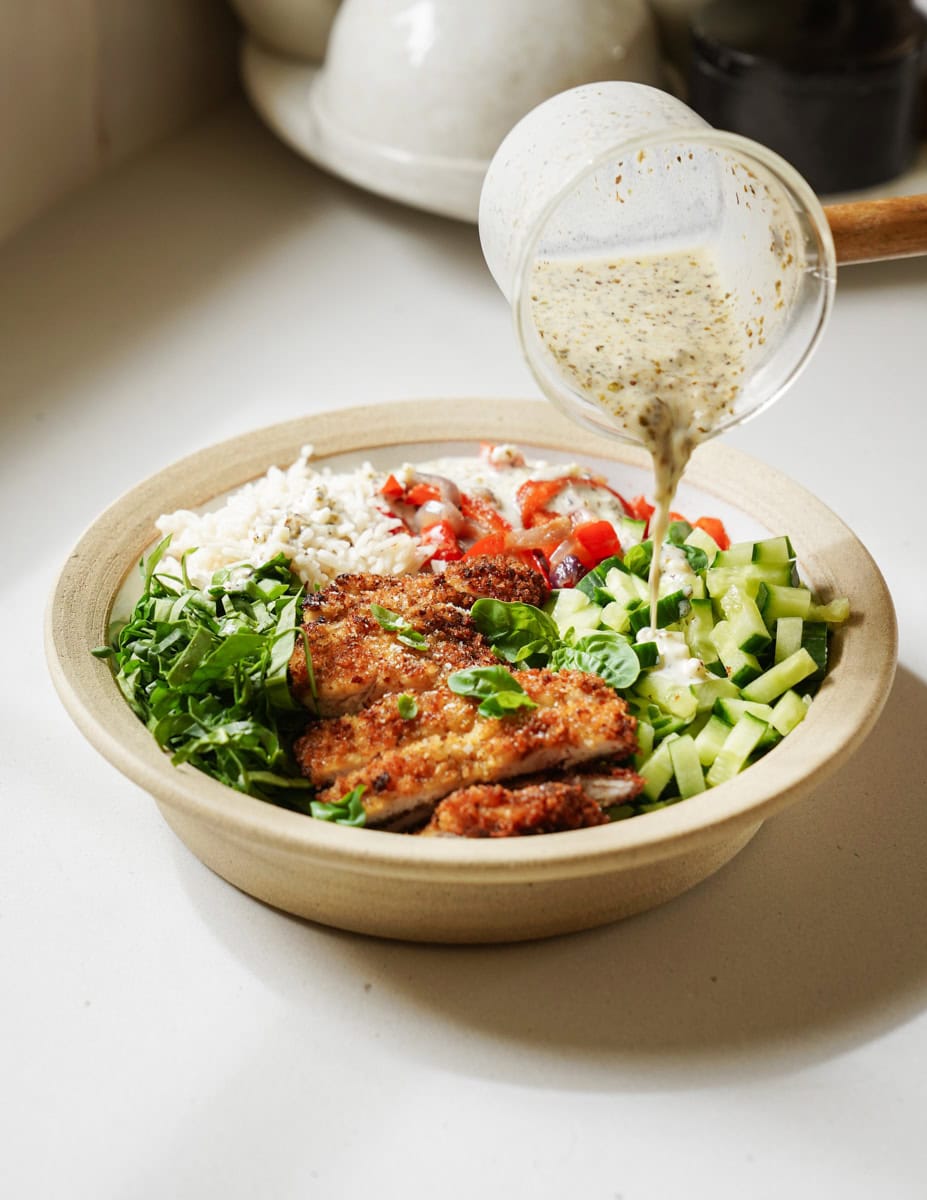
[[100, 537, 314, 810]]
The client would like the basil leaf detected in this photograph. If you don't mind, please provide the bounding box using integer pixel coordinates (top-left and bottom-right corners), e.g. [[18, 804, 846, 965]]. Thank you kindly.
[[447, 666, 538, 717], [397, 693, 418, 719], [551, 629, 641, 689], [469, 598, 559, 665], [667, 520, 693, 546], [477, 691, 538, 718], [680, 543, 709, 574], [369, 603, 427, 650], [624, 541, 653, 579]]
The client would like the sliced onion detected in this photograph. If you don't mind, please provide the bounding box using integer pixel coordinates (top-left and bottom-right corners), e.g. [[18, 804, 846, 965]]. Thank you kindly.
[[503, 517, 570, 551], [415, 498, 465, 533], [409, 471, 461, 507]]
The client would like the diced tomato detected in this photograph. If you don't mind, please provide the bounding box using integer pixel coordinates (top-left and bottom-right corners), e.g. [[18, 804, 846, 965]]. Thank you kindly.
[[405, 482, 442, 506], [420, 519, 463, 562], [463, 532, 507, 559], [694, 516, 731, 550], [459, 493, 510, 532], [573, 520, 622, 565], [379, 473, 405, 500], [627, 495, 655, 525], [669, 511, 688, 524]]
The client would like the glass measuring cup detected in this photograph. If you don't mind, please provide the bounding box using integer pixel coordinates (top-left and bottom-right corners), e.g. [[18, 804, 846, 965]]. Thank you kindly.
[[479, 81, 837, 446]]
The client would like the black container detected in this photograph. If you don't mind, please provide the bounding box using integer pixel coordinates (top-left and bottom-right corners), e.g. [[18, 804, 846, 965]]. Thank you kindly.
[[688, 0, 926, 193]]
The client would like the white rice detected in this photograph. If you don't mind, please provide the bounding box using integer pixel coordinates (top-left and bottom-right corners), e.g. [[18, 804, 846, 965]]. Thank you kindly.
[[155, 445, 428, 590]]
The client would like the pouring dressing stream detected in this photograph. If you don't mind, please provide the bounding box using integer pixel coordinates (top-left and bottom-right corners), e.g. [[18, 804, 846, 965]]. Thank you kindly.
[[480, 82, 836, 629]]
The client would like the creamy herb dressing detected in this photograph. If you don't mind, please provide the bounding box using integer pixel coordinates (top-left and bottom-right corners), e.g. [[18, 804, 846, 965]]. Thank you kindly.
[[408, 455, 629, 530], [529, 248, 746, 620]]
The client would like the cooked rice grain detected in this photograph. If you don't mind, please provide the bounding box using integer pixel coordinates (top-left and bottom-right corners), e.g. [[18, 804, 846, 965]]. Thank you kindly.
[[155, 446, 426, 589]]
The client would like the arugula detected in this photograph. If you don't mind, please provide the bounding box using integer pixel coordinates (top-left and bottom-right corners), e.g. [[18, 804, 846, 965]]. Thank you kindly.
[[310, 785, 367, 827], [98, 537, 313, 809], [447, 666, 538, 718], [469, 598, 560, 666], [370, 603, 427, 649]]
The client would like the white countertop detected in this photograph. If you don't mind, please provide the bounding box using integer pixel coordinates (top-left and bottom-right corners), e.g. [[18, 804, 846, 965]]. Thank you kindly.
[[2, 101, 926, 1200]]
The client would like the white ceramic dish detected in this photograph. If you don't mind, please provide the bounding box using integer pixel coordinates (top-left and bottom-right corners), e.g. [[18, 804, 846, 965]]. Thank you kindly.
[[46, 399, 896, 943], [241, 37, 490, 221]]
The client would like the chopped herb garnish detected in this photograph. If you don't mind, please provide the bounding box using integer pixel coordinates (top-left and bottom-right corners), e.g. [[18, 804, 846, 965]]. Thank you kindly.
[[370, 603, 427, 649], [397, 693, 418, 719]]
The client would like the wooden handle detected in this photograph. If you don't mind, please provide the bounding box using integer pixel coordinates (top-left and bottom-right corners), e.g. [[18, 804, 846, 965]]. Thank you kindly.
[[823, 194, 927, 265]]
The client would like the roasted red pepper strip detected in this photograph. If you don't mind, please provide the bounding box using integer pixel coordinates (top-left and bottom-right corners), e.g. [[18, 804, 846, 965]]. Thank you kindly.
[[572, 520, 622, 565], [516, 478, 569, 527], [380, 473, 405, 500], [694, 516, 731, 550], [463, 532, 507, 559], [420, 519, 463, 562], [459, 493, 510, 532], [405, 482, 442, 506], [627, 495, 655, 525]]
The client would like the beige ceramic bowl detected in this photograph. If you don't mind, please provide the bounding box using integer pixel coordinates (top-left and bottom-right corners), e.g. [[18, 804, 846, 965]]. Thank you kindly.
[[46, 400, 896, 943]]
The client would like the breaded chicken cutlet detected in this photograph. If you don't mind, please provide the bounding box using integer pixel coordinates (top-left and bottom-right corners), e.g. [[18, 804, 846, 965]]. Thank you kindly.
[[289, 556, 546, 716], [294, 668, 639, 826], [288, 556, 643, 835]]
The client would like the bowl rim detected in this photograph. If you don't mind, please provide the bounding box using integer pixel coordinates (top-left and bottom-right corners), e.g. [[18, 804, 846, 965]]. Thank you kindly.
[[45, 398, 897, 884]]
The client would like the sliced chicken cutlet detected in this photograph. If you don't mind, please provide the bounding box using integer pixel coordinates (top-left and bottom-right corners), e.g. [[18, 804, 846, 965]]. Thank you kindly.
[[419, 780, 609, 838], [289, 602, 496, 717], [293, 668, 638, 826], [289, 555, 547, 716], [417, 761, 645, 837]]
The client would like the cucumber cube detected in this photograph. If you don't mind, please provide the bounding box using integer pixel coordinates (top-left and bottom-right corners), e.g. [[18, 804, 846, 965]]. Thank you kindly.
[[669, 735, 706, 797], [706, 713, 769, 786]]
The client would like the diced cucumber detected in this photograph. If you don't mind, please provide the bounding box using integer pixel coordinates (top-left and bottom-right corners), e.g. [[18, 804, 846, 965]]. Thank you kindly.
[[757, 583, 812, 623], [684, 596, 717, 662], [694, 714, 733, 766], [669, 735, 706, 798], [801, 621, 829, 678], [634, 719, 655, 764], [599, 601, 631, 633], [706, 712, 769, 786], [618, 515, 647, 548], [774, 615, 804, 664], [769, 689, 810, 736], [713, 541, 754, 568], [706, 563, 794, 599], [629, 589, 691, 634], [635, 673, 699, 721], [714, 697, 775, 725], [807, 596, 850, 623], [714, 698, 780, 749], [605, 566, 648, 608], [684, 525, 721, 564], [693, 675, 740, 712], [710, 619, 762, 686], [750, 535, 795, 564], [638, 735, 678, 800], [740, 647, 819, 704], [720, 584, 772, 653], [548, 588, 602, 637]]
